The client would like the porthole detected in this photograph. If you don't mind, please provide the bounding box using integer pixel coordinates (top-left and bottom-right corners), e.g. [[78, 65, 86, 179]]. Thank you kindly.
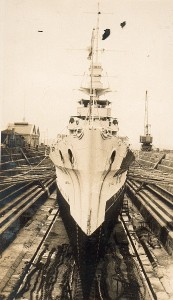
[[113, 119, 118, 125], [69, 117, 74, 123]]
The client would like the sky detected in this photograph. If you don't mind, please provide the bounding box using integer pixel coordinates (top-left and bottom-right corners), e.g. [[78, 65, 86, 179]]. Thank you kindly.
[[1, 0, 173, 149]]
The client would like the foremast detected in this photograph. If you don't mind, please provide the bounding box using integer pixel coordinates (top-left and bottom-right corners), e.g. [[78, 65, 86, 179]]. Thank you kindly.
[[68, 6, 119, 136], [80, 7, 111, 119]]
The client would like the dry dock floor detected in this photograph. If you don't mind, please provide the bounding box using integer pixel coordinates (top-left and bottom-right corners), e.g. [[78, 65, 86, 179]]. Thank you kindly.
[[0, 192, 173, 299]]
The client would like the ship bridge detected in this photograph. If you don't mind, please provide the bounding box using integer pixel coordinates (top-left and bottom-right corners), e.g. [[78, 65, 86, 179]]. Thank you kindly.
[[68, 97, 119, 136], [77, 98, 111, 119]]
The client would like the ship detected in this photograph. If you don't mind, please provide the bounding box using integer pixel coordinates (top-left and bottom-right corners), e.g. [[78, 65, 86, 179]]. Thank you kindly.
[[50, 9, 134, 299]]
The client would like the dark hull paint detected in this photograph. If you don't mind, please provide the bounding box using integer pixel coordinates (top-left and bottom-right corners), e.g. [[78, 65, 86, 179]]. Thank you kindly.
[[57, 185, 125, 299]]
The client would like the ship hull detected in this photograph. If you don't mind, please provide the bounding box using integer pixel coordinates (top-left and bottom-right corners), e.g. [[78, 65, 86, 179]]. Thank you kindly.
[[57, 184, 125, 299], [50, 127, 130, 235], [50, 127, 134, 297]]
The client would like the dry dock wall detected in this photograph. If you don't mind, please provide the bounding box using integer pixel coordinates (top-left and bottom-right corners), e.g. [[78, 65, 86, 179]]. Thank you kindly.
[[127, 150, 173, 255]]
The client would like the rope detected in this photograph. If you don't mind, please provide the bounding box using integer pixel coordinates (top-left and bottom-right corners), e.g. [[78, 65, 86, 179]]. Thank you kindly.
[[0, 173, 56, 186], [7, 156, 50, 178], [0, 154, 56, 186], [128, 171, 173, 186]]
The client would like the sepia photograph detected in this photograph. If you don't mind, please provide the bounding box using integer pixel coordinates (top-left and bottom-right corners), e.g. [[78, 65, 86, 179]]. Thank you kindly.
[[1, 0, 173, 299]]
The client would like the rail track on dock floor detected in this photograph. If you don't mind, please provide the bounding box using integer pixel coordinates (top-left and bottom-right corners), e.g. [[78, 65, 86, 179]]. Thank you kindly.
[[2, 197, 162, 300], [120, 212, 157, 300], [9, 209, 105, 300], [11, 208, 62, 300]]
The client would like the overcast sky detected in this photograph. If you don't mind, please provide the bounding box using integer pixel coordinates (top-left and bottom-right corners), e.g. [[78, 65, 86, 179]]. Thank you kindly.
[[1, 0, 173, 149]]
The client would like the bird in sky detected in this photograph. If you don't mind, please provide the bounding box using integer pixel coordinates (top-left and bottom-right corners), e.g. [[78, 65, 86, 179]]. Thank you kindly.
[[120, 21, 126, 28], [102, 29, 111, 40]]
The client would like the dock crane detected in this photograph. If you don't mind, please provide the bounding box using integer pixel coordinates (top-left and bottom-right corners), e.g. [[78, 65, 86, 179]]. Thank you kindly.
[[140, 91, 153, 151]]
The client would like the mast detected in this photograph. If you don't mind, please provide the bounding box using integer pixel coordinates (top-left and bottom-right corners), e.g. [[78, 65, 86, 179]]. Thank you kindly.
[[89, 3, 101, 123], [95, 2, 101, 64], [68, 3, 119, 135], [89, 29, 95, 106], [78, 2, 111, 125]]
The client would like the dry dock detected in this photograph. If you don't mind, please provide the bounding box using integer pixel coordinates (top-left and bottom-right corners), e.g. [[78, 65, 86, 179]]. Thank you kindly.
[[0, 148, 173, 299]]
